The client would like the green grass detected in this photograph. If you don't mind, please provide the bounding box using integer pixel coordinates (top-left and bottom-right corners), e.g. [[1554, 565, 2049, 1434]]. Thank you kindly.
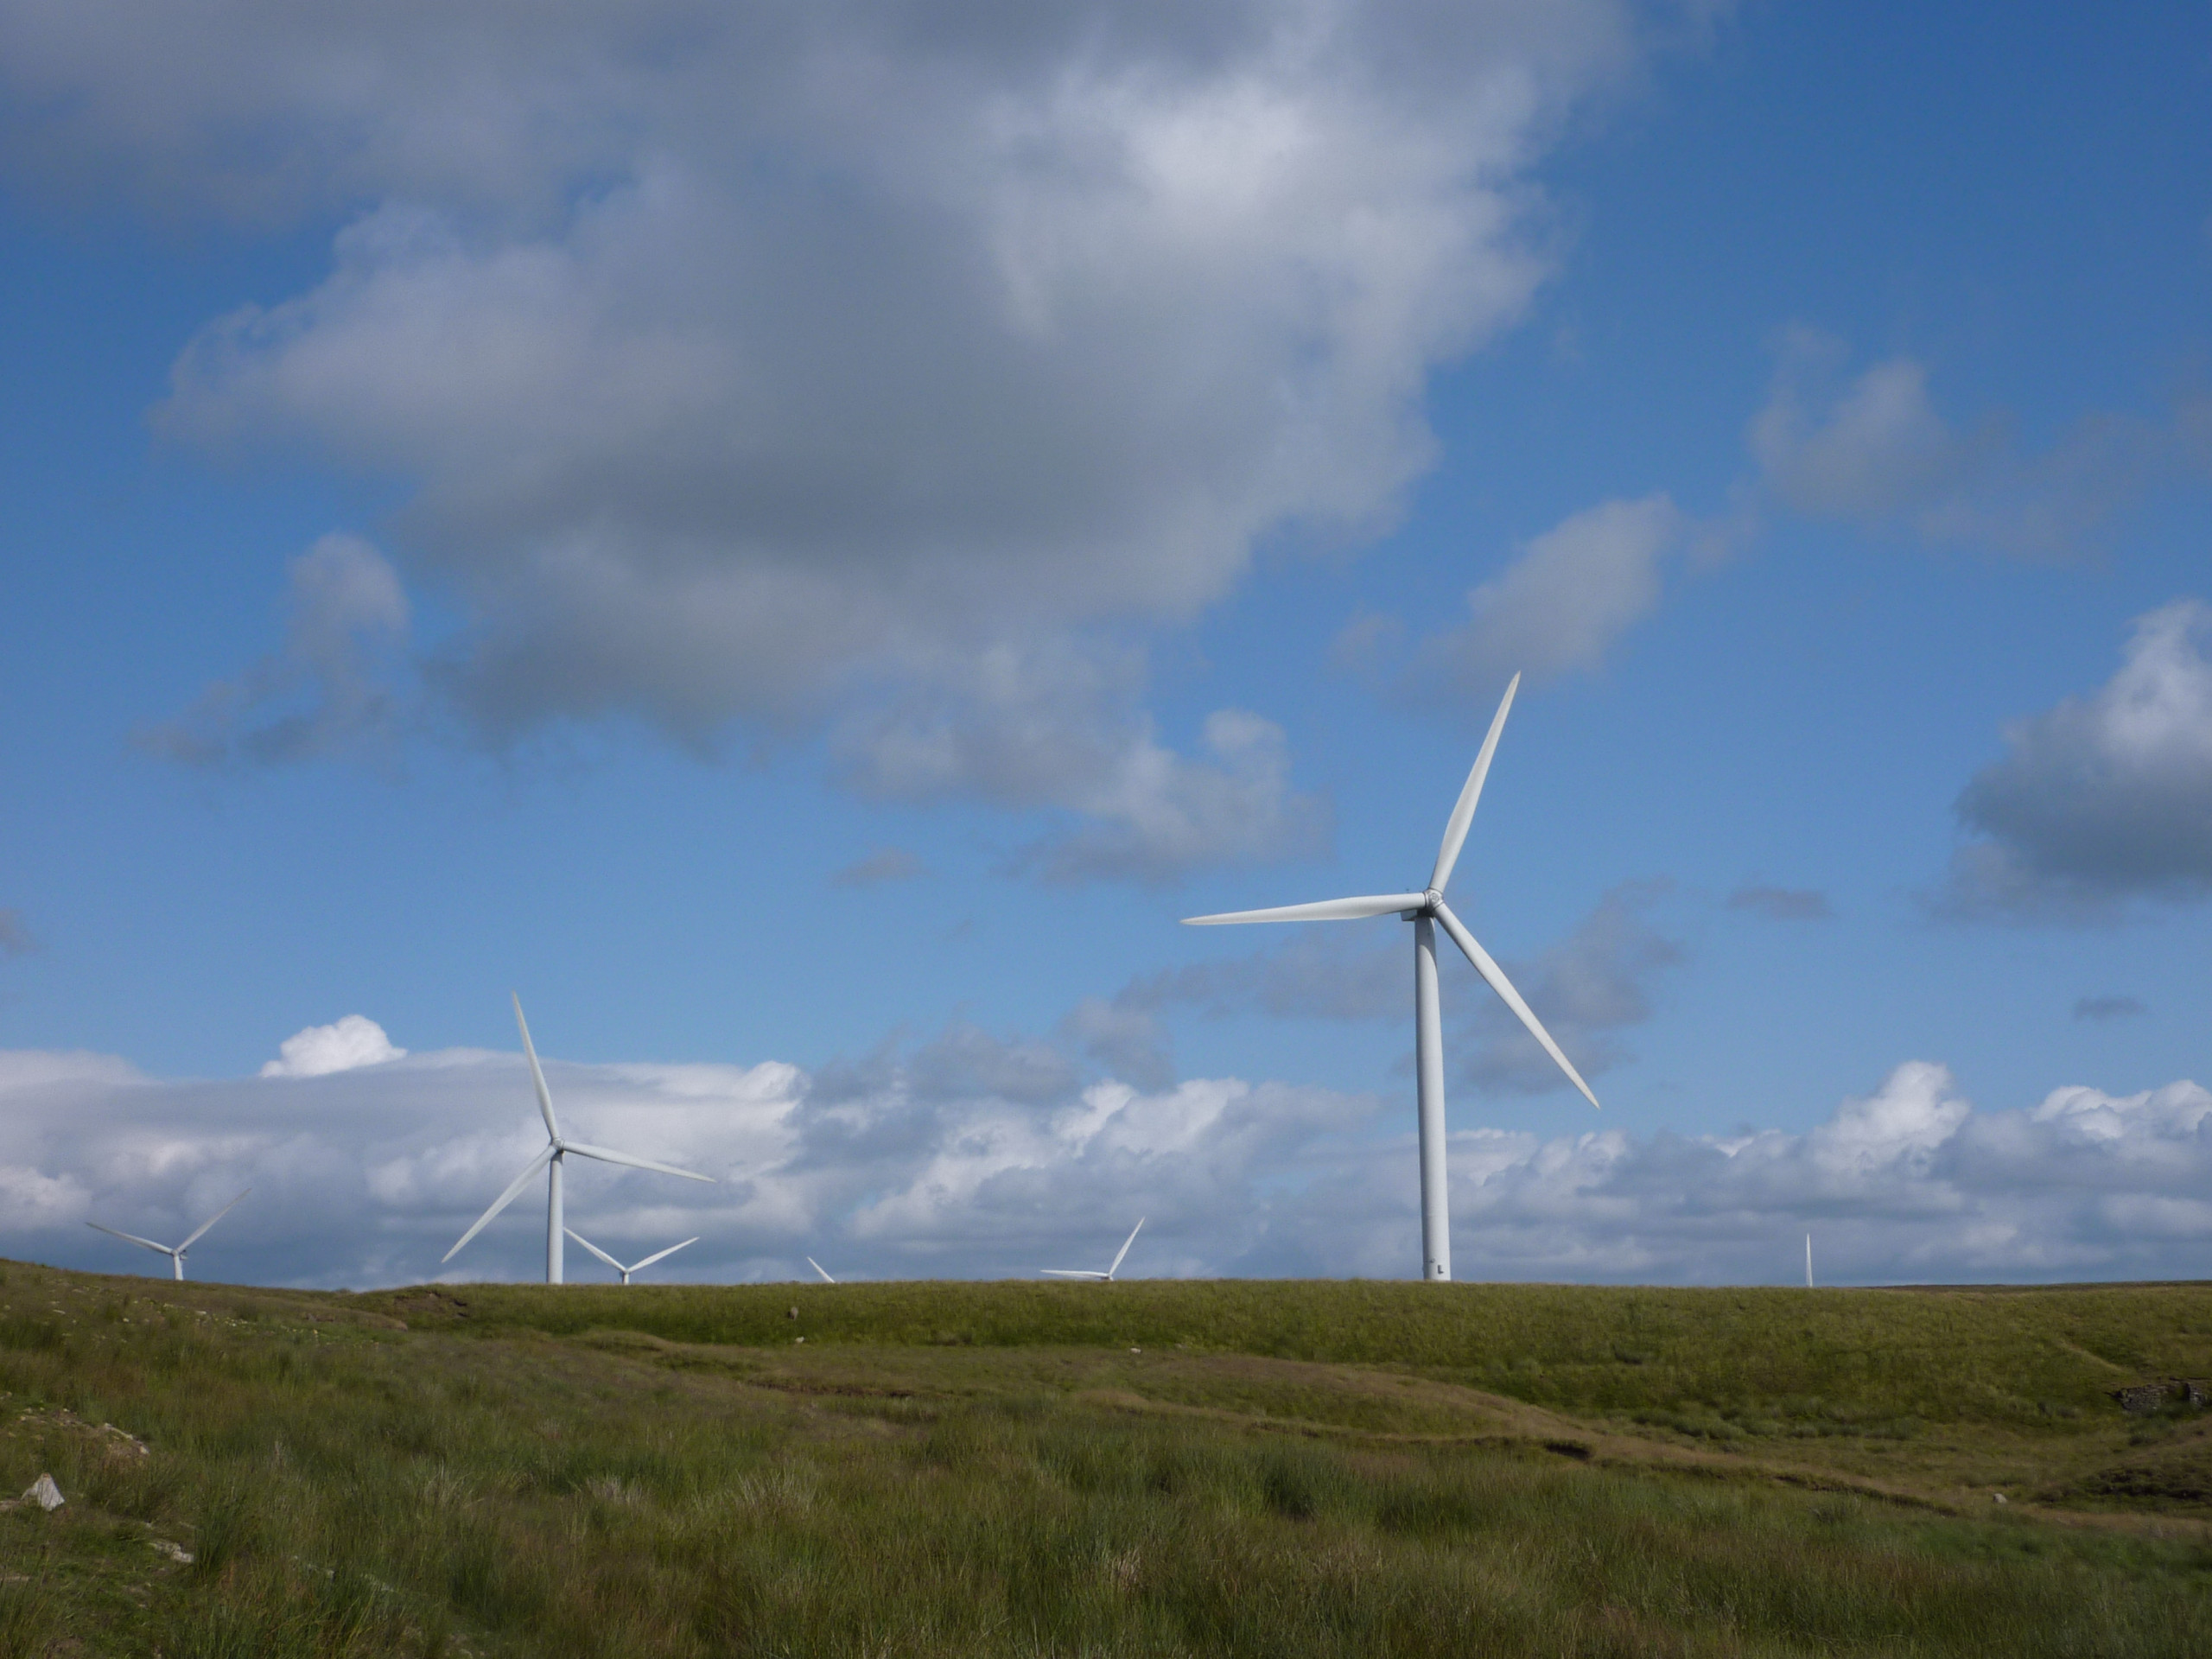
[[405, 1275, 2212, 1426], [0, 1262, 2208, 1656]]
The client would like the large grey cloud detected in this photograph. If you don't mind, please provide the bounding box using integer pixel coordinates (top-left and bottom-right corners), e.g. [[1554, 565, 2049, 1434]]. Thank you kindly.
[[1940, 599, 2212, 918], [1, 1, 1662, 875], [3, 1029, 2207, 1287]]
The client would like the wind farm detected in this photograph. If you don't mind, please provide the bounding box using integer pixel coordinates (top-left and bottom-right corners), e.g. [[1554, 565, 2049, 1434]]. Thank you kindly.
[[5, 5, 2210, 1653]]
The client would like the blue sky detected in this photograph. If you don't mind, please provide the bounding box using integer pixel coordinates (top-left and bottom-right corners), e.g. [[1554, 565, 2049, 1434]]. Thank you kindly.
[[2, 3, 2209, 1287]]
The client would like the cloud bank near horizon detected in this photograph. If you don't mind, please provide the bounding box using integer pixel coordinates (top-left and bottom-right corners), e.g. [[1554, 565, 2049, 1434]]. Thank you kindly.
[[1, 1026, 2203, 1291]]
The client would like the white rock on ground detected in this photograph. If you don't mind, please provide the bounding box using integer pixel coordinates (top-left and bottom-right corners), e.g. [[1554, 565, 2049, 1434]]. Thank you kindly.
[[23, 1474, 63, 1511]]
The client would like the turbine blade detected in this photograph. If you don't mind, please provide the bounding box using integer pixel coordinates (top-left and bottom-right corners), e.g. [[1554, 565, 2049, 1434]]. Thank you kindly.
[[177, 1189, 250, 1253], [442, 1146, 556, 1262], [1182, 893, 1427, 925], [87, 1222, 174, 1255], [562, 1228, 626, 1272], [630, 1238, 698, 1273], [1432, 900, 1599, 1109], [1108, 1217, 1145, 1277], [807, 1256, 836, 1284], [1430, 672, 1520, 893], [1040, 1269, 1108, 1279], [562, 1142, 716, 1183], [514, 994, 562, 1143]]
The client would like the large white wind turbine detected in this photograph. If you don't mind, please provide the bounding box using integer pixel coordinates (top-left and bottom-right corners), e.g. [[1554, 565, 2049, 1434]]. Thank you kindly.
[[1042, 1218, 1144, 1282], [443, 996, 715, 1284], [1183, 673, 1599, 1283], [87, 1190, 250, 1281], [563, 1229, 698, 1286]]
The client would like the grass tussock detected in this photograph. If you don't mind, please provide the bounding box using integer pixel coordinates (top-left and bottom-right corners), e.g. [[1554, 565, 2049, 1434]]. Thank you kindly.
[[0, 1262, 2205, 1655]]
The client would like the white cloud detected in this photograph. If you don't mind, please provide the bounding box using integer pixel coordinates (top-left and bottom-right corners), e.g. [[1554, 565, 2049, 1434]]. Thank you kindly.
[[0, 3, 1660, 873], [1749, 333, 2167, 561], [1806, 1059, 1967, 1179], [3, 1029, 2209, 1286], [261, 1015, 409, 1078], [1256, 1062, 2212, 1283], [1412, 494, 1688, 705], [1940, 599, 2212, 918], [831, 644, 1329, 880]]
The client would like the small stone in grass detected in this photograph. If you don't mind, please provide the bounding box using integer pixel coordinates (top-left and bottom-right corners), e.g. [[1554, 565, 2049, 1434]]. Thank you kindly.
[[23, 1474, 62, 1511]]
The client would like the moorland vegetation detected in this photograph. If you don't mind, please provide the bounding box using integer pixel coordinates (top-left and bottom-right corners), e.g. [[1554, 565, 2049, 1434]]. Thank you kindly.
[[0, 1264, 2209, 1656]]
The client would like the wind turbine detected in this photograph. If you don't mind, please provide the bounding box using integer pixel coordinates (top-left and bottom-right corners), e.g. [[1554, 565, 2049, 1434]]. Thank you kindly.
[[87, 1190, 249, 1281], [1042, 1218, 1144, 1282], [443, 995, 716, 1284], [563, 1229, 698, 1285], [1805, 1233, 1814, 1289], [1183, 673, 1598, 1283], [806, 1257, 836, 1284]]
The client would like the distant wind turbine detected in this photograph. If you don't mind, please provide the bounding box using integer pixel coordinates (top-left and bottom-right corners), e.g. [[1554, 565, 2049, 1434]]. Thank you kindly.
[[563, 1228, 698, 1286], [807, 1257, 836, 1284], [443, 995, 715, 1284], [1043, 1218, 1144, 1282], [1184, 673, 1599, 1283], [1806, 1233, 1814, 1289], [87, 1190, 249, 1281]]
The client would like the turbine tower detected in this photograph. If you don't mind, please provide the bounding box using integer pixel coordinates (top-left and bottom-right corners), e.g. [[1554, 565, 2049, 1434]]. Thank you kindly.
[[87, 1190, 250, 1281], [1042, 1218, 1144, 1282], [444, 995, 715, 1284], [1183, 674, 1597, 1282], [563, 1229, 698, 1285]]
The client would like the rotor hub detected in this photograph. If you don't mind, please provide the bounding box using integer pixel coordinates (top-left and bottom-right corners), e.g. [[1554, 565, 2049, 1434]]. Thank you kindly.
[[1422, 888, 1444, 912]]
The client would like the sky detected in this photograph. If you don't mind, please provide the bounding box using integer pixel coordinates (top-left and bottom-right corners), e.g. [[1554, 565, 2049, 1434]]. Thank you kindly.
[[2, 2, 2209, 1290]]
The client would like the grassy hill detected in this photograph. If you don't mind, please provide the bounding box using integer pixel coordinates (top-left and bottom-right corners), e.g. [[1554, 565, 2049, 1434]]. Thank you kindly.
[[2, 1263, 2209, 1656]]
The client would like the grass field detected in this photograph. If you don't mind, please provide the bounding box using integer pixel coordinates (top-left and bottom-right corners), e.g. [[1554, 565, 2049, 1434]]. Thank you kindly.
[[1, 1263, 2209, 1656]]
